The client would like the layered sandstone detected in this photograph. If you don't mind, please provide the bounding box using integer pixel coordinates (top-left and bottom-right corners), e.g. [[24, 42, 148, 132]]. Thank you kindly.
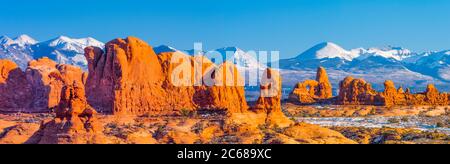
[[84, 37, 248, 115], [289, 67, 333, 104]]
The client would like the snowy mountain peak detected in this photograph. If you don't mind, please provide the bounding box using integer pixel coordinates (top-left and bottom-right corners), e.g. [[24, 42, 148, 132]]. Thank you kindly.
[[297, 42, 357, 61], [0, 35, 14, 45], [13, 34, 37, 46], [355, 46, 414, 61], [153, 45, 179, 54], [215, 47, 266, 69], [44, 36, 104, 51]]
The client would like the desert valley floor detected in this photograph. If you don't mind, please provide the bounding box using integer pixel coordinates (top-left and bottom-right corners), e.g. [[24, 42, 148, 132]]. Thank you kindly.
[[0, 103, 449, 144]]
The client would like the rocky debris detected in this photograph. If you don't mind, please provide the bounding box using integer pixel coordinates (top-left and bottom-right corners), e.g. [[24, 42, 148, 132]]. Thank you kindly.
[[0, 58, 86, 112], [84, 37, 248, 115], [38, 83, 107, 144], [336, 76, 379, 105], [289, 67, 333, 104]]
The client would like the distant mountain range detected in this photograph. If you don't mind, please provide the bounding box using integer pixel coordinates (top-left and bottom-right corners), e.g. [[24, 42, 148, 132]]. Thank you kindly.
[[2, 35, 450, 92], [0, 35, 104, 70], [278, 42, 450, 92]]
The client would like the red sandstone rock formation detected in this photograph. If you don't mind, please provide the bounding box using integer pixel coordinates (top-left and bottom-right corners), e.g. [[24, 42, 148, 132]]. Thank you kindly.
[[337, 77, 450, 106], [204, 62, 248, 113], [39, 83, 106, 144], [254, 68, 283, 112], [252, 68, 293, 128], [289, 67, 333, 104], [0, 59, 32, 111], [380, 82, 449, 106], [26, 57, 86, 111], [0, 58, 85, 112], [336, 76, 378, 105], [316, 67, 333, 98], [84, 37, 248, 115]]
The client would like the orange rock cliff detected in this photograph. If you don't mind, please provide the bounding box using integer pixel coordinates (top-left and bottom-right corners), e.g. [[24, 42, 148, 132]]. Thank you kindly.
[[84, 37, 248, 115]]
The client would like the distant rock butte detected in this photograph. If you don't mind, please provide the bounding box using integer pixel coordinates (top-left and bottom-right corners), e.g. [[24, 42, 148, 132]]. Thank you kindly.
[[84, 37, 248, 115], [288, 67, 450, 106], [288, 67, 333, 104]]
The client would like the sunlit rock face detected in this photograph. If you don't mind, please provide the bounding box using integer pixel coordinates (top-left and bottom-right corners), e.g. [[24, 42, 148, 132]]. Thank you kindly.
[[84, 37, 248, 115], [288, 67, 333, 104]]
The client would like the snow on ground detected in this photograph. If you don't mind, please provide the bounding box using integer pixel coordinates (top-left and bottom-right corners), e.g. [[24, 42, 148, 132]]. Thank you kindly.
[[296, 116, 450, 135]]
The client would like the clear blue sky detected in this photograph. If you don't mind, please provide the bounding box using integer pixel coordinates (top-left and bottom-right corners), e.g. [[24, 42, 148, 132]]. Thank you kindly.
[[1, 0, 450, 58]]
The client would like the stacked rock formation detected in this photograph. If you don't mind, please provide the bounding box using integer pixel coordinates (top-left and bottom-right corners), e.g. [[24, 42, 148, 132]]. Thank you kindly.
[[39, 83, 105, 144], [254, 68, 283, 112], [253, 68, 293, 128], [378, 82, 449, 106], [288, 67, 333, 104], [84, 37, 248, 115], [337, 77, 450, 106], [336, 76, 379, 105], [0, 58, 86, 112]]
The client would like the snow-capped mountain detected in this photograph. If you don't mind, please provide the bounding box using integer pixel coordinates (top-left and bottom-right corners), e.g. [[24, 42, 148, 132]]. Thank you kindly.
[[153, 45, 267, 70], [404, 50, 450, 81], [295, 42, 359, 61], [0, 35, 36, 68], [0, 35, 37, 47], [215, 47, 267, 70], [153, 45, 180, 54], [0, 35, 104, 70], [31, 36, 104, 70]]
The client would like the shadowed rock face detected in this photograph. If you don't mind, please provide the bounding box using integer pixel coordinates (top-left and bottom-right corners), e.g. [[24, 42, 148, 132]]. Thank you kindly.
[[0, 59, 32, 111], [26, 57, 86, 111], [0, 58, 86, 112], [288, 67, 333, 104], [84, 37, 248, 115]]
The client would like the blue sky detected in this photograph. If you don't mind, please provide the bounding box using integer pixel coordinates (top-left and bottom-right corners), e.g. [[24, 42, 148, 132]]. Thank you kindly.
[[1, 0, 450, 59]]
